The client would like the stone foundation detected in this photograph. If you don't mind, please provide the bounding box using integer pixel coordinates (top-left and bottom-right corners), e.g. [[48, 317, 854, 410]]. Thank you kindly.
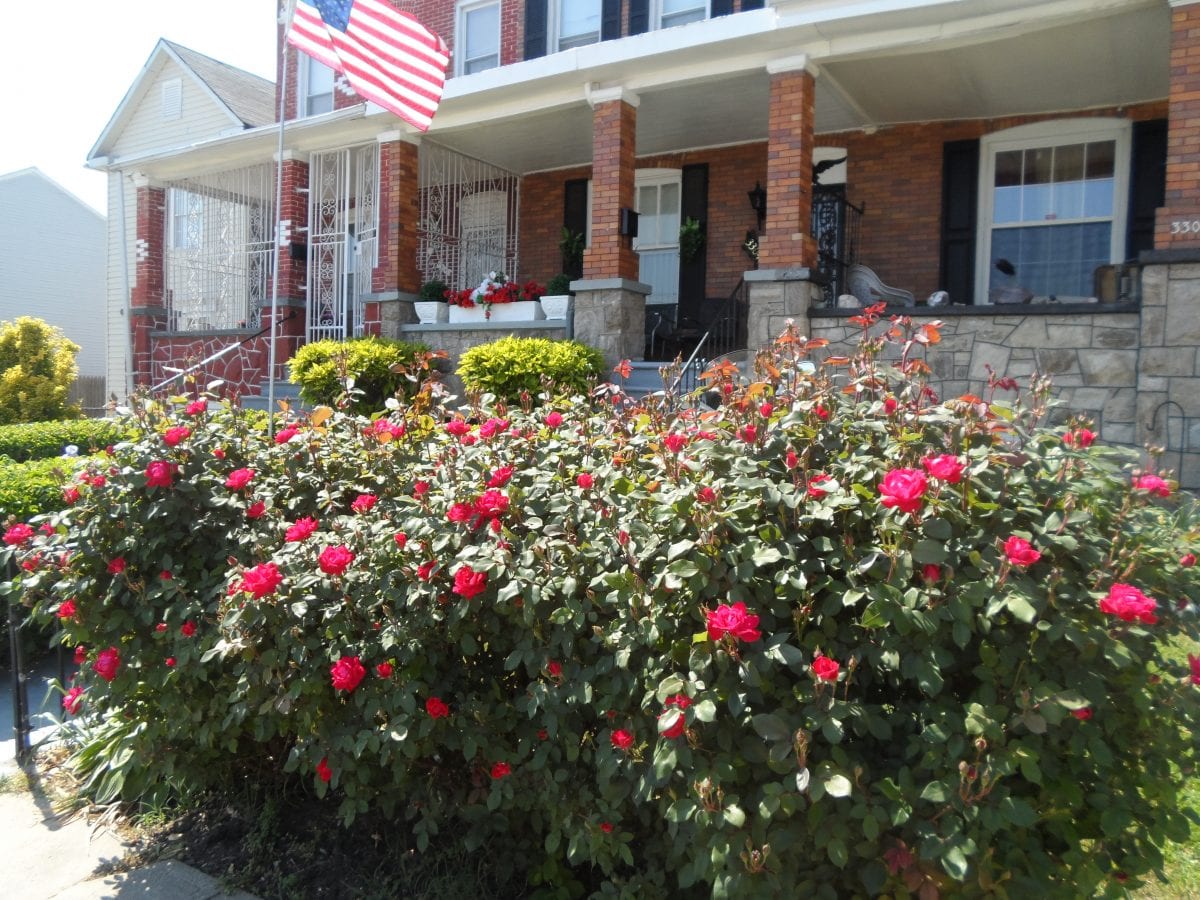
[[570, 279, 647, 366], [745, 269, 825, 350], [398, 321, 570, 395]]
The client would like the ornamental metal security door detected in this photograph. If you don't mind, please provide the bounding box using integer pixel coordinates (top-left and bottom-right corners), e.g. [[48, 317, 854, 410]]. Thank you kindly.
[[307, 144, 378, 342]]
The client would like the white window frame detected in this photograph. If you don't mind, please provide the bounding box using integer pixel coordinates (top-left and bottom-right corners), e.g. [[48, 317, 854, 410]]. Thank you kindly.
[[168, 189, 203, 251], [656, 0, 709, 30], [299, 54, 335, 117], [553, 0, 602, 52], [974, 118, 1131, 304], [633, 168, 682, 251], [456, 0, 501, 76]]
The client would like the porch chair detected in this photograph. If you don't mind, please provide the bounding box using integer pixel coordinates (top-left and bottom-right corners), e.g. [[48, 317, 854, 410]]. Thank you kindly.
[[846, 264, 915, 307]]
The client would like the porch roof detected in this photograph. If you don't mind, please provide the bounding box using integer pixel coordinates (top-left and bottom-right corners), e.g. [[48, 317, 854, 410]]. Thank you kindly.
[[90, 0, 1167, 181]]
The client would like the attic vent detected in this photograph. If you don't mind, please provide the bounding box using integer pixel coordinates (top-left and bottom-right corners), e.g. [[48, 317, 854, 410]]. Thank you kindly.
[[161, 79, 182, 120]]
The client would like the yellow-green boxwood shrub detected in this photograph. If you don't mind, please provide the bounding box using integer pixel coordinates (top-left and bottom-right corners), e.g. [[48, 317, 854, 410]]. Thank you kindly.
[[289, 337, 429, 415], [457, 336, 604, 401], [0, 419, 126, 462]]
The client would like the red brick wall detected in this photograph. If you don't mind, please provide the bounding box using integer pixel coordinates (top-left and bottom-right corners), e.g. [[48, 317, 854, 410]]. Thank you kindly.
[[1156, 3, 1200, 249], [760, 68, 817, 269], [275, 159, 309, 302], [374, 140, 422, 295], [585, 100, 639, 280]]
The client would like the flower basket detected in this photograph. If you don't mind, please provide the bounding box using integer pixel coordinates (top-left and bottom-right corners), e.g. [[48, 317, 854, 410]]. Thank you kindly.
[[446, 272, 547, 323], [449, 301, 546, 324], [539, 295, 570, 319], [413, 301, 449, 324]]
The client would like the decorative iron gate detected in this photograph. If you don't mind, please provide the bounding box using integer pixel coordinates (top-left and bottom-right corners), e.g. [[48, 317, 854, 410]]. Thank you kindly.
[[812, 187, 864, 307], [307, 143, 378, 342]]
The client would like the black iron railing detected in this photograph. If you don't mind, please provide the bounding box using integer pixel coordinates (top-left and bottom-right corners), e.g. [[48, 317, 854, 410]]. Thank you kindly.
[[812, 189, 864, 306]]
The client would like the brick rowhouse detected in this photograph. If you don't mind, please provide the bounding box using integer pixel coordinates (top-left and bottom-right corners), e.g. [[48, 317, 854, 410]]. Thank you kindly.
[[131, 183, 166, 387], [759, 62, 817, 270], [1156, 0, 1200, 249], [585, 96, 640, 281]]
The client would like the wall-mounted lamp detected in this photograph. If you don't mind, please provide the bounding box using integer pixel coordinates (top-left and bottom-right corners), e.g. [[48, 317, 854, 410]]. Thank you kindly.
[[747, 181, 767, 230], [619, 207, 639, 238]]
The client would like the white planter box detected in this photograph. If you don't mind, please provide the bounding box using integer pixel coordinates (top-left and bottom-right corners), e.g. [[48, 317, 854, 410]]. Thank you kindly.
[[413, 301, 449, 324], [448, 301, 546, 324], [539, 295, 570, 319]]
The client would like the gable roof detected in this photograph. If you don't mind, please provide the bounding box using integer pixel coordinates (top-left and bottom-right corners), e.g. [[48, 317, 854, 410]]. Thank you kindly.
[[89, 39, 276, 162], [0, 168, 105, 221]]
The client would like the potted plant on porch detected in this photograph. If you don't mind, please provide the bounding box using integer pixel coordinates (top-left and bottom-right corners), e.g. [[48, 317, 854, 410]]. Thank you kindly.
[[414, 280, 450, 324], [447, 272, 547, 323], [539, 274, 572, 319]]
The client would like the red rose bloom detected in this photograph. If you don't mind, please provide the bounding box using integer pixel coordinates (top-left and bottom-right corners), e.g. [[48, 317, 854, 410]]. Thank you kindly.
[[807, 474, 833, 499], [246, 500, 266, 519], [665, 693, 692, 709], [93, 646, 120, 682], [4, 524, 34, 546], [286, 517, 319, 542], [240, 562, 283, 599], [738, 425, 758, 444], [1071, 707, 1094, 721], [180, 620, 196, 637], [62, 486, 81, 504], [1099, 583, 1158, 625], [274, 426, 299, 444], [600, 822, 614, 834], [163, 425, 191, 447], [351, 493, 378, 514], [664, 432, 689, 454], [696, 486, 717, 504], [547, 660, 563, 677], [394, 532, 407, 549], [453, 566, 487, 599], [922, 564, 942, 583], [160, 570, 172, 580], [156, 623, 168, 633], [706, 602, 761, 642], [1187, 654, 1200, 686], [659, 709, 686, 740], [62, 686, 84, 715], [417, 561, 436, 581], [1064, 428, 1096, 448], [811, 654, 840, 682], [447, 502, 473, 524], [224, 468, 255, 490], [185, 400, 207, 416], [544, 411, 563, 428], [1182, 553, 1197, 568], [921, 454, 965, 484], [785, 449, 799, 470], [473, 489, 508, 519], [413, 480, 430, 497], [487, 466, 515, 488], [878, 468, 928, 514], [611, 729, 634, 750], [212, 448, 225, 460], [107, 557, 127, 575], [1133, 474, 1171, 497], [576, 472, 594, 489], [74, 645, 86, 664], [426, 696, 450, 718], [1003, 536, 1042, 568], [56, 598, 78, 620], [145, 460, 177, 489], [376, 662, 393, 678], [316, 758, 332, 783], [319, 545, 355, 576], [445, 419, 470, 437], [884, 397, 898, 414], [165, 657, 176, 668], [490, 761, 511, 779], [814, 403, 830, 421], [330, 655, 366, 692]]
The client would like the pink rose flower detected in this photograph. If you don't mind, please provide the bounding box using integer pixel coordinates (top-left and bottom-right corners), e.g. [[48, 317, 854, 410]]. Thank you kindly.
[[3, 524, 33, 545], [706, 602, 761, 643], [1133, 474, 1171, 497], [426, 696, 450, 718], [185, 400, 207, 416], [330, 655, 366, 692], [145, 460, 177, 489], [246, 500, 266, 519], [487, 466, 515, 488], [1003, 536, 1041, 568], [545, 411, 563, 428], [319, 545, 355, 577], [453, 566, 487, 599], [224, 468, 255, 491], [445, 419, 470, 437], [376, 662, 393, 678], [93, 646, 120, 682], [62, 686, 84, 715], [239, 562, 283, 599], [163, 425, 191, 447], [447, 502, 473, 524], [921, 454, 965, 484], [610, 729, 634, 750], [274, 426, 299, 444], [1182, 553, 1197, 568], [1187, 653, 1200, 686], [285, 517, 319, 542], [576, 472, 594, 489], [1099, 583, 1158, 625], [878, 468, 928, 514], [351, 493, 378, 514], [811, 655, 840, 682]]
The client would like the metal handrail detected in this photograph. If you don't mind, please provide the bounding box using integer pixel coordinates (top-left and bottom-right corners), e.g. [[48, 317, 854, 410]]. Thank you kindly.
[[148, 309, 297, 395]]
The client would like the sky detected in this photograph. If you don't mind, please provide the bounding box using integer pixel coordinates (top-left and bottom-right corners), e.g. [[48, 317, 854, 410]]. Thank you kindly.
[[2, 2, 281, 214]]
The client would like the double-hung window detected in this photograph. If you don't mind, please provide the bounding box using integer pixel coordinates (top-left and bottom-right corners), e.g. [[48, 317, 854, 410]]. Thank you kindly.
[[457, 0, 500, 75], [557, 0, 602, 50], [301, 55, 335, 116], [659, 0, 707, 30], [976, 119, 1131, 302], [634, 169, 682, 305]]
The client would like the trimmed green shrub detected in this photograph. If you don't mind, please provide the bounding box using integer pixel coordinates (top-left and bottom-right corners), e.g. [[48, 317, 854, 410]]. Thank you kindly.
[[0, 317, 81, 424], [546, 274, 572, 295], [0, 456, 85, 521], [0, 419, 126, 462], [6, 315, 1200, 898], [288, 337, 429, 415], [457, 336, 604, 401]]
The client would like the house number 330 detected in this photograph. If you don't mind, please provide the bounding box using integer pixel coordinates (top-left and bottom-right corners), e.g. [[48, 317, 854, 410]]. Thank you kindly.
[[1170, 219, 1200, 234]]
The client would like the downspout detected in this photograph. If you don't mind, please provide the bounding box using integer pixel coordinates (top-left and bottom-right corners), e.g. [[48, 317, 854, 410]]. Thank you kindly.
[[117, 171, 134, 405]]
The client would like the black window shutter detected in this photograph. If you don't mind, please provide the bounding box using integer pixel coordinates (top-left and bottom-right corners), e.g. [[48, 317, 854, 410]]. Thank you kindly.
[[602, 0, 621, 41], [525, 0, 547, 60], [711, 0, 734, 16], [1128, 119, 1166, 260], [628, 0, 650, 35], [679, 164, 709, 321], [563, 179, 589, 280], [739, 0, 764, 11], [939, 139, 979, 304]]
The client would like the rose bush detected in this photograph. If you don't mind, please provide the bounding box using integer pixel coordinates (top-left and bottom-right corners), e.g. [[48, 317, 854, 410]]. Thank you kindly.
[[4, 309, 1200, 899]]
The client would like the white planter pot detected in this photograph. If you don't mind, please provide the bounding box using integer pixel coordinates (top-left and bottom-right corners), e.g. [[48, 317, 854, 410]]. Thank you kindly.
[[539, 294, 570, 319], [448, 301, 546, 324], [413, 301, 449, 324]]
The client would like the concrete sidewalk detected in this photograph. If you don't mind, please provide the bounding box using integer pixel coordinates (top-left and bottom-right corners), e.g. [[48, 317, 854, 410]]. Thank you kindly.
[[0, 765, 259, 899]]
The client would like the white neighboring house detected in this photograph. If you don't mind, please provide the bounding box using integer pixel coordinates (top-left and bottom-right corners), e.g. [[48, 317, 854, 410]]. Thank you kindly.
[[0, 168, 106, 399], [87, 39, 276, 402]]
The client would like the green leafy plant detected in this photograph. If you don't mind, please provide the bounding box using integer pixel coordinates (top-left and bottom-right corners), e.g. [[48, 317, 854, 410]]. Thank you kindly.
[[679, 217, 705, 263], [546, 274, 573, 296], [0, 317, 81, 424], [288, 337, 429, 415], [560, 227, 584, 276], [0, 419, 126, 462], [419, 280, 449, 302], [5, 310, 1200, 899], [456, 336, 603, 401], [0, 455, 85, 520]]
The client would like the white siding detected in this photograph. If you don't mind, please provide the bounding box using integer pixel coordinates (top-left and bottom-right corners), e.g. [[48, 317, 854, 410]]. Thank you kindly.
[[104, 171, 136, 404], [0, 171, 106, 381], [110, 59, 239, 159]]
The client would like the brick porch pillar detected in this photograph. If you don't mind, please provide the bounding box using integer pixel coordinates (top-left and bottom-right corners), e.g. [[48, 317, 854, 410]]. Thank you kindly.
[[573, 88, 648, 364], [1156, 1, 1200, 249], [746, 57, 825, 350], [268, 153, 309, 377], [130, 177, 166, 387], [368, 132, 421, 337]]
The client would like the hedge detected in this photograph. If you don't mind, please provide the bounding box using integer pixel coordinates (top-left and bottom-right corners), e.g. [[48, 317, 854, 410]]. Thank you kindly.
[[5, 311, 1200, 898], [457, 336, 604, 402], [288, 337, 430, 415], [0, 419, 126, 462]]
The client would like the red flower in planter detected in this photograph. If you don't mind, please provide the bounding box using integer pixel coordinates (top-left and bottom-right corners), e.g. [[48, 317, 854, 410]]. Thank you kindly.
[[1099, 583, 1158, 625], [473, 489, 508, 520], [224, 468, 255, 491], [811, 654, 840, 682], [286, 517, 319, 542], [93, 647, 120, 682], [921, 454, 965, 484], [453, 566, 487, 599], [163, 425, 191, 447], [544, 411, 563, 429], [445, 419, 470, 437], [145, 460, 178, 489], [239, 562, 283, 599], [878, 468, 928, 514], [330, 655, 366, 693], [185, 400, 207, 416], [426, 696, 450, 718], [706, 602, 761, 643], [447, 502, 473, 524], [1003, 536, 1041, 568], [319, 545, 356, 577]]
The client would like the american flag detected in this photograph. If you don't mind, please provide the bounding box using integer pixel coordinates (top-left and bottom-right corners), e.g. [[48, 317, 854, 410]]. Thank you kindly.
[[287, 0, 450, 132]]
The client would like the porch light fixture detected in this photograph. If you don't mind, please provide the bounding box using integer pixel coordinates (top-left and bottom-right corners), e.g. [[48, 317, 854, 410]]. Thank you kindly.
[[747, 182, 767, 230]]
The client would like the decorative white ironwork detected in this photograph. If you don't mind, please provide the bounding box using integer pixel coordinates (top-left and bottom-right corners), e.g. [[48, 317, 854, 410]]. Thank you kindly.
[[307, 143, 379, 342], [418, 142, 520, 290], [164, 164, 275, 330]]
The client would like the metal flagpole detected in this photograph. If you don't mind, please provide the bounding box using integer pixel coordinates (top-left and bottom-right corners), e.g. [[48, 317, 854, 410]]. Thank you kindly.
[[268, 0, 298, 437]]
